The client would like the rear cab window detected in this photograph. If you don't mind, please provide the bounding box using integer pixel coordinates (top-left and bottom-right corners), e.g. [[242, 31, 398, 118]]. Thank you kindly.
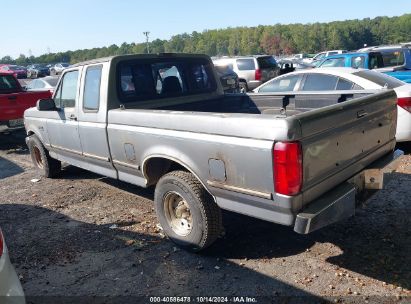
[[236, 59, 256, 70], [117, 57, 216, 103]]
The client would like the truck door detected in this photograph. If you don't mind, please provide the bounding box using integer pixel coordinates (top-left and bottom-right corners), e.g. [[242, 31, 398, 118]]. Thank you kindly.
[[77, 64, 116, 178], [46, 69, 83, 158]]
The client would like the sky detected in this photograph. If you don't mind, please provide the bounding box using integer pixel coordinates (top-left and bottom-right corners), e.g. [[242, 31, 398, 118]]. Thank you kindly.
[[2, 0, 411, 58]]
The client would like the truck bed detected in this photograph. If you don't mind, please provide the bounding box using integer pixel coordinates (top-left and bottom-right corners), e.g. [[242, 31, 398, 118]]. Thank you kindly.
[[108, 90, 397, 215]]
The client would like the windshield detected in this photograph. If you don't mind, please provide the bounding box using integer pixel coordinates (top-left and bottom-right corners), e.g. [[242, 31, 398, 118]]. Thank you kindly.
[[353, 70, 404, 89], [61, 63, 70, 67]]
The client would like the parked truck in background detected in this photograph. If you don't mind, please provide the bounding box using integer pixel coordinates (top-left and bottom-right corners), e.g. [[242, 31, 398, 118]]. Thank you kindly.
[[24, 54, 402, 251], [0, 73, 51, 128]]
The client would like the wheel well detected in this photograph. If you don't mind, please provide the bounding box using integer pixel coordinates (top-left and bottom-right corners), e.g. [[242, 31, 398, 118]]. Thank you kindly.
[[144, 157, 188, 186], [27, 131, 35, 136]]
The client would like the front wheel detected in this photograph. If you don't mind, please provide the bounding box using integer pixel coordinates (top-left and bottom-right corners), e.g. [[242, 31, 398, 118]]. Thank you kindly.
[[154, 170, 222, 252], [27, 135, 61, 178]]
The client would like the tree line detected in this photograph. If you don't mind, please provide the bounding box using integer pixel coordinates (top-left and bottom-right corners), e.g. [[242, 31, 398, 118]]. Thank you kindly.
[[2, 14, 411, 66]]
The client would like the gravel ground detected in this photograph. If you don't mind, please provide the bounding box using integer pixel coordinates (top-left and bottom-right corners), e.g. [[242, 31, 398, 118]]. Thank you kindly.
[[0, 128, 410, 303]]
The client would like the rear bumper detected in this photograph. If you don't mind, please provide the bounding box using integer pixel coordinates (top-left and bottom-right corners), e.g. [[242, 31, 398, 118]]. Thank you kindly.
[[294, 150, 404, 234]]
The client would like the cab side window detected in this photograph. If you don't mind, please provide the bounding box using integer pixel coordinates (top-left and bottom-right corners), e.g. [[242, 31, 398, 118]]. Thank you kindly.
[[54, 71, 79, 108], [83, 65, 102, 111]]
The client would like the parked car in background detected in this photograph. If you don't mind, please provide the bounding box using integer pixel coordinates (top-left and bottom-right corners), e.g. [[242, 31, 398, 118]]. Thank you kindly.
[[317, 45, 411, 83], [254, 68, 411, 142], [213, 55, 279, 92], [0, 73, 52, 128], [277, 59, 314, 76], [304, 50, 348, 64], [214, 64, 239, 93], [26, 76, 59, 94], [49, 63, 70, 75], [25, 54, 401, 251], [0, 228, 25, 304], [0, 65, 27, 79], [27, 64, 50, 78]]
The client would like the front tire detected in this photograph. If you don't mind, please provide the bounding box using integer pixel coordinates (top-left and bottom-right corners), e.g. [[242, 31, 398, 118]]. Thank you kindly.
[[27, 135, 61, 178], [154, 170, 222, 252]]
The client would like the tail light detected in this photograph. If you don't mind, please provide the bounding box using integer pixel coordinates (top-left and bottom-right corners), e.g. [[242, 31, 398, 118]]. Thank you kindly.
[[398, 97, 411, 113], [0, 229, 4, 258], [273, 141, 303, 196], [255, 69, 262, 81]]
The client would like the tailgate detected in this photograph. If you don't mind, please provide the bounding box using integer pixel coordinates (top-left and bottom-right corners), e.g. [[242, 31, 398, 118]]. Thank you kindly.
[[295, 90, 397, 204]]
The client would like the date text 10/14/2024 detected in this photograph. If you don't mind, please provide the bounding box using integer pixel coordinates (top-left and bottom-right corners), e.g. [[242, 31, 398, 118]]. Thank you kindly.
[[149, 297, 257, 303]]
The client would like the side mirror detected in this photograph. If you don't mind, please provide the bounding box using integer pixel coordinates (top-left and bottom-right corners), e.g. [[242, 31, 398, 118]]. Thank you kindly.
[[37, 98, 56, 111]]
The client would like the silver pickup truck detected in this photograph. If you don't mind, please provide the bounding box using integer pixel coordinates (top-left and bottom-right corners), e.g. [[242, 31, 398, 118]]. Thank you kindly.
[[24, 53, 402, 251]]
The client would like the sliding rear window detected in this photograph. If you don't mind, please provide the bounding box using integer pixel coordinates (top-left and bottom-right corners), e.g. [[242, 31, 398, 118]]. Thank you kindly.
[[117, 58, 217, 103]]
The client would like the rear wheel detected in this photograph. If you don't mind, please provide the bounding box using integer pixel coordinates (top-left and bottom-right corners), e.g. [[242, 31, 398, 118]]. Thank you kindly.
[[154, 170, 222, 252], [27, 135, 61, 178]]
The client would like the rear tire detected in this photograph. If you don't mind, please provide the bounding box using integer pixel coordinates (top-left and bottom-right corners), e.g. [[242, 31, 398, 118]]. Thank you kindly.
[[27, 135, 61, 178], [154, 170, 222, 252]]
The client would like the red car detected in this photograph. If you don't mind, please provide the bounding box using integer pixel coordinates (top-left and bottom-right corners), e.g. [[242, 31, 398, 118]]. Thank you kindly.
[[0, 65, 27, 79], [0, 73, 51, 128]]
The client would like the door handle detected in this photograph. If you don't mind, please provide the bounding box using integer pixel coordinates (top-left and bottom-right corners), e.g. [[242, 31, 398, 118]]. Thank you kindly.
[[8, 96, 17, 100], [69, 114, 77, 121], [357, 110, 368, 118]]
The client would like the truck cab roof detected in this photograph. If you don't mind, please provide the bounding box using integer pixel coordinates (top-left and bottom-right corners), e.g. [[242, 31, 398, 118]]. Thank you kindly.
[[71, 53, 211, 68]]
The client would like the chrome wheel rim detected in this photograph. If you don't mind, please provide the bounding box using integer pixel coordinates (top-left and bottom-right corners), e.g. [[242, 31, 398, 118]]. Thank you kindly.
[[163, 191, 193, 236]]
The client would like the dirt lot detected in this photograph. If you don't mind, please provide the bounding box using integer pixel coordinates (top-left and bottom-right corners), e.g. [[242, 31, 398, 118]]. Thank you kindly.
[[0, 128, 410, 303]]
